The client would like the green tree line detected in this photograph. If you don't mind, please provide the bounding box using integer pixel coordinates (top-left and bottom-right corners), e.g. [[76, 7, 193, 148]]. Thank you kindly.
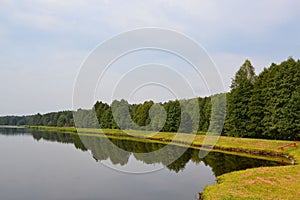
[[0, 57, 299, 140], [0, 111, 74, 127]]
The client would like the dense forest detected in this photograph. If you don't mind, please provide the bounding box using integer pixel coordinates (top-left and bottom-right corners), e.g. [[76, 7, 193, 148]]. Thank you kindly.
[[225, 58, 300, 140], [0, 58, 299, 140]]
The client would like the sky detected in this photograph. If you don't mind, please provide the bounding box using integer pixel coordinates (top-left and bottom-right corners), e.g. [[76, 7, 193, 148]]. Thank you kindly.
[[0, 0, 300, 116]]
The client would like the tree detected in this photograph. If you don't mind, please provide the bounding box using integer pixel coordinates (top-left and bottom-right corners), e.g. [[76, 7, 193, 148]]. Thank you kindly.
[[149, 103, 167, 131], [178, 112, 193, 133], [248, 58, 300, 139], [132, 101, 154, 129], [111, 99, 133, 129], [209, 93, 226, 135], [198, 97, 211, 132], [94, 101, 110, 126], [162, 100, 181, 132], [225, 60, 256, 137], [57, 114, 67, 127]]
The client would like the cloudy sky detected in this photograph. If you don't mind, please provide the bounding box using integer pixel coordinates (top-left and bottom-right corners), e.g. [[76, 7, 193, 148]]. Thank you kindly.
[[1, 0, 300, 115]]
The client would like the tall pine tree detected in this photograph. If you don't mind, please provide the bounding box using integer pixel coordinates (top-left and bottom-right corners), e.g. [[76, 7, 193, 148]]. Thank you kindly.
[[225, 60, 256, 137]]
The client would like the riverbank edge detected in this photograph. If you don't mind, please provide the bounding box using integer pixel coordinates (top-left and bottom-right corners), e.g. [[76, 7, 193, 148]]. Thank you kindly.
[[25, 126, 299, 199]]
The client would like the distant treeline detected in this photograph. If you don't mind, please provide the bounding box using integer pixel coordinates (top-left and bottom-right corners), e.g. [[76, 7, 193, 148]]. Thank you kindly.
[[74, 96, 218, 134], [0, 58, 299, 140], [0, 111, 74, 127]]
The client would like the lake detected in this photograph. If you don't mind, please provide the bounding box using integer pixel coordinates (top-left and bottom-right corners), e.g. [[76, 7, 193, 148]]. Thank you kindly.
[[0, 127, 282, 200]]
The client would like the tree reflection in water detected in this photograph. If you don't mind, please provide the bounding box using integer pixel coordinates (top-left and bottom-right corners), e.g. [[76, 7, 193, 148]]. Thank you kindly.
[[1, 127, 282, 176]]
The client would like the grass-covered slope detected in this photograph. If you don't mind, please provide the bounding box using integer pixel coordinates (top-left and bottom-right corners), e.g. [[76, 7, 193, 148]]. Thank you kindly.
[[202, 139, 300, 199]]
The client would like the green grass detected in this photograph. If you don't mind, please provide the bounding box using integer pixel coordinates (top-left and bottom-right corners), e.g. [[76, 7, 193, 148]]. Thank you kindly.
[[202, 140, 300, 199], [27, 126, 300, 199], [203, 164, 300, 200]]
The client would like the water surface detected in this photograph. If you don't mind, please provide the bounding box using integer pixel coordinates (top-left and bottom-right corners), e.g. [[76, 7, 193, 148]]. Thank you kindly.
[[0, 127, 282, 200]]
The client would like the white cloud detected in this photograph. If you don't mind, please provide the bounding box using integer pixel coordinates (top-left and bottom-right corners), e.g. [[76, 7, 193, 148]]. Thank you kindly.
[[13, 11, 62, 31], [158, 0, 300, 36], [1, 0, 188, 34], [0, 25, 10, 38], [2, 0, 300, 39]]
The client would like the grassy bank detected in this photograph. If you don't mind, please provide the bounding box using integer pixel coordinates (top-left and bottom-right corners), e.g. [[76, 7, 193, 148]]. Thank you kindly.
[[202, 146, 300, 199], [202, 165, 300, 200], [27, 126, 299, 199]]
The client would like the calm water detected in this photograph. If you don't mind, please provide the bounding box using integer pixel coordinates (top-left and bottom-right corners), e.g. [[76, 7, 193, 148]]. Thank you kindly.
[[0, 127, 282, 200]]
